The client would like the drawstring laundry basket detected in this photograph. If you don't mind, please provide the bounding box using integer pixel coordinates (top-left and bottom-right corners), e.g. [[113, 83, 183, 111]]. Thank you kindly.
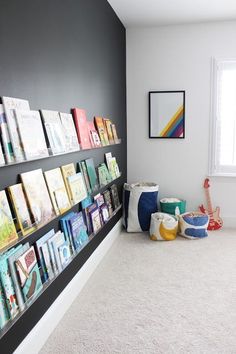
[[149, 212, 178, 241]]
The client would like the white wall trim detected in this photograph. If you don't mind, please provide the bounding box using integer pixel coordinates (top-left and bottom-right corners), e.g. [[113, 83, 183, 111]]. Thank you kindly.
[[14, 220, 122, 354]]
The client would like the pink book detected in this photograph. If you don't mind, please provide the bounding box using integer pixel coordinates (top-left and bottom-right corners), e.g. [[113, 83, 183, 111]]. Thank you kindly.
[[72, 108, 91, 150], [87, 121, 102, 148]]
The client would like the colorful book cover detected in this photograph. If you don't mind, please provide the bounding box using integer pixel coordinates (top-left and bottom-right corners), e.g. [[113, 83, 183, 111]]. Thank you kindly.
[[82, 206, 93, 236], [0, 104, 14, 163], [69, 212, 88, 251], [60, 212, 76, 253], [8, 183, 35, 236], [94, 193, 105, 207], [0, 245, 22, 318], [0, 280, 9, 329], [103, 118, 114, 144], [21, 169, 55, 227], [2, 96, 30, 162], [87, 121, 102, 148], [111, 123, 119, 143], [0, 190, 18, 251], [49, 231, 65, 273], [59, 112, 80, 152], [35, 229, 55, 282], [78, 160, 92, 194], [100, 204, 110, 223], [81, 195, 93, 209], [8, 243, 30, 312], [110, 157, 120, 179], [103, 190, 114, 217], [41, 243, 54, 280], [44, 168, 71, 215], [90, 207, 102, 234], [67, 172, 87, 205], [58, 241, 71, 267], [14, 109, 49, 160], [94, 116, 109, 146], [15, 246, 43, 303], [41, 110, 67, 155], [72, 108, 91, 150], [98, 163, 112, 187], [85, 158, 99, 192], [105, 152, 116, 180], [61, 163, 76, 201], [110, 184, 120, 210]]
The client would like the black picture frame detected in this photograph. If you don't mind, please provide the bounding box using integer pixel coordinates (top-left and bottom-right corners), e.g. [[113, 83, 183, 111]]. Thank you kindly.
[[149, 90, 185, 139]]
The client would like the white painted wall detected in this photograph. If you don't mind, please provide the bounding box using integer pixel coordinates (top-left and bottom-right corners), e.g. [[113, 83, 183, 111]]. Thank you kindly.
[[127, 21, 236, 227]]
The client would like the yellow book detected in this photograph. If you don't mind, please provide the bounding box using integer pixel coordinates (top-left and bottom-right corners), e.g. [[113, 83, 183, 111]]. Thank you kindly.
[[44, 168, 71, 215], [8, 184, 35, 236], [0, 190, 18, 250], [60, 163, 76, 201], [67, 173, 87, 205]]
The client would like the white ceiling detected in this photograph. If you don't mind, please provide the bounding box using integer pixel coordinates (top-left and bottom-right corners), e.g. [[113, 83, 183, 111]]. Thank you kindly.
[[107, 0, 236, 27]]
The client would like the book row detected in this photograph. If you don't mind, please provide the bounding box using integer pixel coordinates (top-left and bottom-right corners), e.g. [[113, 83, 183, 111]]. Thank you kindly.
[[0, 96, 120, 165], [0, 186, 120, 330], [0, 151, 120, 251]]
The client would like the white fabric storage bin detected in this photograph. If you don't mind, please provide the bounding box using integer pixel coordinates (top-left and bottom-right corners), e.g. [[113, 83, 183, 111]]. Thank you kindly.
[[149, 212, 178, 241], [123, 182, 159, 232]]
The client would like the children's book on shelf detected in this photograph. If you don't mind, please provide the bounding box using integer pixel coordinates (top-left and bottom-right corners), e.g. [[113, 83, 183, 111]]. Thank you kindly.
[[67, 173, 87, 205], [0, 104, 13, 163], [78, 161, 92, 194], [2, 96, 30, 162], [59, 112, 80, 152], [111, 123, 119, 143], [68, 212, 88, 251], [72, 108, 91, 150], [85, 158, 99, 192], [0, 245, 22, 319], [41, 243, 54, 281], [14, 109, 49, 160], [94, 116, 109, 146], [0, 190, 18, 251], [21, 169, 55, 227], [8, 183, 35, 236], [110, 184, 120, 210], [0, 280, 9, 329], [44, 168, 71, 215], [61, 163, 76, 201], [103, 118, 114, 144], [15, 246, 43, 302], [48, 231, 66, 273], [105, 152, 120, 180], [98, 163, 112, 187], [41, 110, 67, 155], [8, 243, 30, 312], [103, 189, 114, 217], [35, 229, 55, 282], [87, 121, 102, 148], [0, 139, 5, 166], [100, 204, 110, 223], [89, 206, 102, 234], [58, 240, 71, 267], [60, 212, 76, 253], [94, 193, 105, 207]]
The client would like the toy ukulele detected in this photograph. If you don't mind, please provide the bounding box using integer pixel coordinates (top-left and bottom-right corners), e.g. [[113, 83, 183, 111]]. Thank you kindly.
[[199, 178, 223, 230]]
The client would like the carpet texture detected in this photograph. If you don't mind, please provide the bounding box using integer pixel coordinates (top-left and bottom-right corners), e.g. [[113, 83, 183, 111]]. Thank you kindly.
[[41, 229, 236, 354]]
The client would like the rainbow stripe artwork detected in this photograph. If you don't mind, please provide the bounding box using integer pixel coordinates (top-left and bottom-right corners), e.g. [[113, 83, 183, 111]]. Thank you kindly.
[[159, 105, 184, 138]]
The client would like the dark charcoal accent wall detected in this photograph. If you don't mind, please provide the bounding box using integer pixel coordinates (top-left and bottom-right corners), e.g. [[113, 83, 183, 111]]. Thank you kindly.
[[0, 0, 126, 352]]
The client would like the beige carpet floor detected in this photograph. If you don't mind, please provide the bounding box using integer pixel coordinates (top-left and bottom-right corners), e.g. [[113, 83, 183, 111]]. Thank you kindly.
[[40, 229, 236, 354]]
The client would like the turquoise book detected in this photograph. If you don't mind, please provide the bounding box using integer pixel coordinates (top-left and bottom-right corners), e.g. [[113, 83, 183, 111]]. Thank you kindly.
[[15, 246, 43, 303], [0, 280, 9, 329], [0, 245, 22, 319], [85, 158, 99, 192]]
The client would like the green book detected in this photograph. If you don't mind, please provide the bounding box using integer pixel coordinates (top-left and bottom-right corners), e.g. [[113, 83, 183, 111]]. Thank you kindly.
[[85, 158, 99, 192], [78, 161, 92, 194]]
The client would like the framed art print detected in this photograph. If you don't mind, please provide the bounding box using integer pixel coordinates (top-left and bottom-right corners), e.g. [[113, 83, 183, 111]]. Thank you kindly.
[[149, 91, 185, 138]]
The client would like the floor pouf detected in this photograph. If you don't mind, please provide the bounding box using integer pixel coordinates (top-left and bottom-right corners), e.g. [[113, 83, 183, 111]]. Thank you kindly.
[[149, 212, 178, 241], [123, 182, 159, 232], [179, 212, 209, 239], [160, 198, 186, 215]]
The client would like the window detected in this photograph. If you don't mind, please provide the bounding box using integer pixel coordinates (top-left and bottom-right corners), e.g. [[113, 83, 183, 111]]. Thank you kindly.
[[210, 58, 236, 176]]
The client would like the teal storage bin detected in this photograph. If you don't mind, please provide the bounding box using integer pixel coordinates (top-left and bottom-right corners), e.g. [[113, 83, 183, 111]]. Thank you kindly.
[[160, 198, 186, 215]]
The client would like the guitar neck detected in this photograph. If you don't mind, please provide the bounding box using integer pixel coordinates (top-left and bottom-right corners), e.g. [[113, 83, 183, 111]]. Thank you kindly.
[[205, 188, 213, 214]]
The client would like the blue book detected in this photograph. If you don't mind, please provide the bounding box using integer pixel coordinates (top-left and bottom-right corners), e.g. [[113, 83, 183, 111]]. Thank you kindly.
[[35, 229, 55, 283], [68, 212, 88, 251], [60, 212, 75, 253], [0, 280, 9, 329]]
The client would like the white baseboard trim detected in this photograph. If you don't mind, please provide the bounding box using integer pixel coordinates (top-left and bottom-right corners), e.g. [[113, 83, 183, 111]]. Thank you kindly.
[[14, 220, 122, 354], [222, 216, 236, 228]]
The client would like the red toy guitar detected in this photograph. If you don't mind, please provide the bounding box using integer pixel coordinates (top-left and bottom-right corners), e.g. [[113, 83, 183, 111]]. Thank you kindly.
[[199, 178, 223, 230]]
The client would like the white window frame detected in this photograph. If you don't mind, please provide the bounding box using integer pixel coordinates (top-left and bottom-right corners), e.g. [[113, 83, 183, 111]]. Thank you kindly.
[[209, 57, 236, 177]]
